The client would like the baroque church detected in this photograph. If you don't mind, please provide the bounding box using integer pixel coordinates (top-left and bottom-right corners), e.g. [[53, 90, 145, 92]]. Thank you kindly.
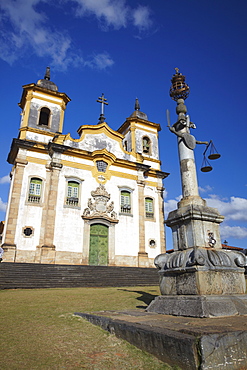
[[2, 68, 169, 267]]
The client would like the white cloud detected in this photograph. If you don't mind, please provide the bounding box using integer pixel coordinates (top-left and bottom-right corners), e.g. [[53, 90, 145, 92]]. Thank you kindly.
[[74, 0, 128, 29], [220, 225, 247, 240], [0, 198, 7, 212], [199, 185, 213, 193], [84, 52, 114, 70], [164, 193, 247, 242], [0, 175, 10, 184], [132, 5, 152, 31], [164, 195, 182, 217], [73, 0, 152, 31], [205, 195, 247, 222], [0, 0, 75, 69], [0, 0, 152, 68]]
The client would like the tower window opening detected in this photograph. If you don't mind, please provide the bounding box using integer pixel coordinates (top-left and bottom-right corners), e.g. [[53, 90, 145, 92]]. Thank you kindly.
[[38, 107, 50, 126], [143, 137, 151, 154]]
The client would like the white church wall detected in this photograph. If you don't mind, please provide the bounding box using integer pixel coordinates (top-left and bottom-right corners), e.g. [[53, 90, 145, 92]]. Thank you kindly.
[[53, 165, 96, 252], [143, 186, 161, 259], [25, 131, 54, 144], [111, 176, 139, 257], [64, 133, 136, 162], [135, 128, 159, 160], [14, 161, 47, 255]]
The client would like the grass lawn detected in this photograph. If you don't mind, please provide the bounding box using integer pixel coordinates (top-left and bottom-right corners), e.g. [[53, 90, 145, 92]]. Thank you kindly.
[[0, 286, 174, 369]]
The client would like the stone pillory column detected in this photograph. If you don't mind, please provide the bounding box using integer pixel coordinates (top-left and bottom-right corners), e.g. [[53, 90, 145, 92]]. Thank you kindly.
[[147, 69, 247, 317]]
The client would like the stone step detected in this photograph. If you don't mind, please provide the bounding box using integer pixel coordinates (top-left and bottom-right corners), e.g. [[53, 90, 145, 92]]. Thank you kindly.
[[0, 262, 159, 289]]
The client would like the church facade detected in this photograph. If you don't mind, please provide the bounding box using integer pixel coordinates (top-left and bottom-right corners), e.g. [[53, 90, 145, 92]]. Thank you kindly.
[[2, 69, 169, 267]]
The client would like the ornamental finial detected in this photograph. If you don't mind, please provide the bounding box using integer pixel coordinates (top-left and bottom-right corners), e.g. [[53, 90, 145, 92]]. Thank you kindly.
[[169, 68, 190, 101], [135, 97, 140, 111], [44, 66, 50, 81]]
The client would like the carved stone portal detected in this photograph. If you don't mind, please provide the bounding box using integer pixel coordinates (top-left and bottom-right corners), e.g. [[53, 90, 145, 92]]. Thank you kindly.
[[82, 184, 118, 223]]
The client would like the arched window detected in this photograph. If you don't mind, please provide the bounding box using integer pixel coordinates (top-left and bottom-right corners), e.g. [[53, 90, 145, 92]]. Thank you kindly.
[[120, 190, 131, 213], [28, 178, 42, 203], [38, 107, 50, 126], [66, 181, 79, 206], [145, 197, 154, 218], [142, 136, 151, 154]]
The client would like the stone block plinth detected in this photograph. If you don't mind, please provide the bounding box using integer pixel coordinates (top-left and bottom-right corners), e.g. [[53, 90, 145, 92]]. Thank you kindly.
[[147, 294, 247, 317], [166, 203, 224, 250], [2, 243, 16, 262], [40, 245, 56, 264], [138, 252, 149, 268]]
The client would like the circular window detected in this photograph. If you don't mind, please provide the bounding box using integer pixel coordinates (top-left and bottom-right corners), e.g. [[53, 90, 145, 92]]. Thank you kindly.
[[149, 239, 156, 248], [23, 227, 33, 237]]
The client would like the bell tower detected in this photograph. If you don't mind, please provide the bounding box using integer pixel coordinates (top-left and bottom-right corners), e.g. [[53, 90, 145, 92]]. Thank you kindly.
[[18, 67, 71, 141]]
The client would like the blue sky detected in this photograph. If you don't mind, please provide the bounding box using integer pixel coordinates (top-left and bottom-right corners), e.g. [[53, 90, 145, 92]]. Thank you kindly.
[[0, 0, 246, 249]]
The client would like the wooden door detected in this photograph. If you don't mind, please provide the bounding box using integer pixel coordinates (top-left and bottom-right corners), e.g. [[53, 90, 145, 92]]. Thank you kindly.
[[89, 224, 108, 266]]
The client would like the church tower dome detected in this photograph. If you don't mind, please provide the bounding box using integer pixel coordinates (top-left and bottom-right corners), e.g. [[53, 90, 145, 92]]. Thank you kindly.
[[18, 67, 70, 140], [36, 67, 58, 92]]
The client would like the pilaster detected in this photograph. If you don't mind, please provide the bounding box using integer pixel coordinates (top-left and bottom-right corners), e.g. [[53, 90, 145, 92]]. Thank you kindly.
[[37, 161, 62, 263], [157, 186, 166, 253], [2, 159, 27, 262], [137, 180, 148, 267]]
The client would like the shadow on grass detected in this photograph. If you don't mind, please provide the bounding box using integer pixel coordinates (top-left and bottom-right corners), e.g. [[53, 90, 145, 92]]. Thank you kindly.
[[118, 288, 158, 308]]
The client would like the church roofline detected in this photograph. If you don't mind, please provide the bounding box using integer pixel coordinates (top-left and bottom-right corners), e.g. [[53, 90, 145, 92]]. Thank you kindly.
[[118, 117, 161, 134], [76, 121, 124, 141], [18, 83, 71, 109]]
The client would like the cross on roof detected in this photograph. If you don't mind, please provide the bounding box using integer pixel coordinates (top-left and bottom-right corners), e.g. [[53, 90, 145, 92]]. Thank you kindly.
[[96, 93, 108, 123]]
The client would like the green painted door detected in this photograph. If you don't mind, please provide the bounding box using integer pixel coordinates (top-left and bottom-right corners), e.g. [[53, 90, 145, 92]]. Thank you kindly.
[[89, 224, 108, 266]]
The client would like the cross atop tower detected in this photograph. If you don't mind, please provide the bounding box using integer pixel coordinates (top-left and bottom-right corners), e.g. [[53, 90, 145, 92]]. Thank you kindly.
[[96, 93, 108, 123]]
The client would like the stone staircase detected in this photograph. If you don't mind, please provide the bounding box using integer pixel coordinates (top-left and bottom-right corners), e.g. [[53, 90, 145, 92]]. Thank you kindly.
[[0, 262, 159, 289]]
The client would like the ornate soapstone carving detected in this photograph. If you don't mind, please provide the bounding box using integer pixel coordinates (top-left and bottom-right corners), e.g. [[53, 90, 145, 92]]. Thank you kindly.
[[154, 247, 247, 273], [82, 184, 118, 222], [208, 231, 216, 247]]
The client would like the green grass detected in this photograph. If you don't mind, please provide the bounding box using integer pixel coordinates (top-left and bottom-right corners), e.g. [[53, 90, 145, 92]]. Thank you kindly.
[[0, 286, 173, 369]]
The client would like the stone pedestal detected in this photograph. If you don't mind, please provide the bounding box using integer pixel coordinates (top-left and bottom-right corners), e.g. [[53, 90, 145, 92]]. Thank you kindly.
[[166, 201, 224, 250], [147, 192, 247, 317], [147, 246, 247, 317]]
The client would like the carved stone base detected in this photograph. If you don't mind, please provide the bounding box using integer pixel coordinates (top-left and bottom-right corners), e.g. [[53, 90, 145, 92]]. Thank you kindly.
[[147, 294, 247, 317], [155, 247, 247, 295]]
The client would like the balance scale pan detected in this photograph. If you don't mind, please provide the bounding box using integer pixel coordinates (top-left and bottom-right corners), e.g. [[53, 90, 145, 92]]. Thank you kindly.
[[201, 166, 213, 172], [208, 153, 221, 160]]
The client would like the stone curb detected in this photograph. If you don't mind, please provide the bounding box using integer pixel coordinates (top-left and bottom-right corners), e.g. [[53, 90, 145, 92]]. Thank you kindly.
[[74, 310, 247, 370]]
